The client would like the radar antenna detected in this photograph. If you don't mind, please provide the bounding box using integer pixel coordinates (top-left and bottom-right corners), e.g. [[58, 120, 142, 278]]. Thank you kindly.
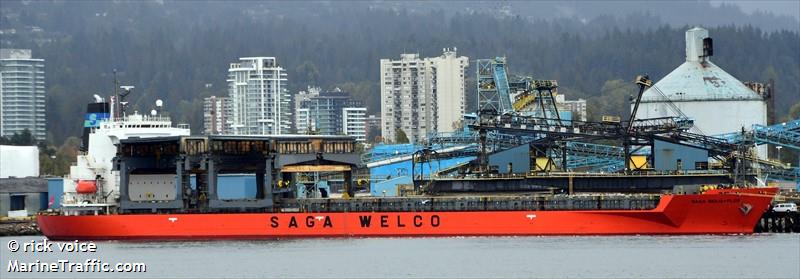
[[119, 85, 134, 117]]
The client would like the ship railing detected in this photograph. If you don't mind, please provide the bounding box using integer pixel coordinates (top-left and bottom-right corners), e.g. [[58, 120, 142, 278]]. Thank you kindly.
[[100, 115, 176, 129], [112, 115, 173, 123], [289, 194, 661, 213], [432, 169, 730, 180], [525, 169, 730, 177]]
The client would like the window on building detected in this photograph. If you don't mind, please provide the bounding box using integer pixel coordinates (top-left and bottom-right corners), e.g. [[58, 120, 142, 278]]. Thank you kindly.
[[10, 195, 26, 211]]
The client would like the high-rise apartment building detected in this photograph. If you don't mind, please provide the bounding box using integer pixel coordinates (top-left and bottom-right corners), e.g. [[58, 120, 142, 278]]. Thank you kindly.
[[202, 96, 231, 135], [429, 48, 469, 133], [227, 57, 290, 135], [380, 53, 433, 143], [0, 49, 46, 141], [380, 49, 468, 143], [294, 88, 367, 142]]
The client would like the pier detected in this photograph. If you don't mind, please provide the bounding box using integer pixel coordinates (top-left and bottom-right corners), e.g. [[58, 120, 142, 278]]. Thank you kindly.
[[755, 212, 800, 233], [0, 218, 40, 236]]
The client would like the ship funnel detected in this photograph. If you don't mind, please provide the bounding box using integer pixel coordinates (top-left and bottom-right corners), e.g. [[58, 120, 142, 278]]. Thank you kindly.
[[81, 100, 110, 151]]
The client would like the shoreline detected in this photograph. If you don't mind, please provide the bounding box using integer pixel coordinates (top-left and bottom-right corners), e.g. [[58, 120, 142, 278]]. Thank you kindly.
[[0, 219, 42, 236]]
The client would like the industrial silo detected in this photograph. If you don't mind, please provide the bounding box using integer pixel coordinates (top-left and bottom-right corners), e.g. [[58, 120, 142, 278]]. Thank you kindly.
[[635, 27, 768, 158]]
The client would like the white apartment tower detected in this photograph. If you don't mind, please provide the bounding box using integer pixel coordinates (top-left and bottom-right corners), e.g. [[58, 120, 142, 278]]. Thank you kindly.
[[342, 107, 367, 142], [380, 49, 468, 143], [227, 57, 291, 135], [0, 49, 46, 141], [429, 48, 469, 133]]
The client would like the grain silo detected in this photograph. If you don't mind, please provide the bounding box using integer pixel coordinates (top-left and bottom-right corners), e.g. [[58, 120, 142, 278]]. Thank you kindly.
[[635, 27, 768, 157]]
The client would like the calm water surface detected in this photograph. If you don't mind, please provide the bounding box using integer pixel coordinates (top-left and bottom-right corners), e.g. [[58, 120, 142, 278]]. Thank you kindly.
[[1, 234, 798, 278]]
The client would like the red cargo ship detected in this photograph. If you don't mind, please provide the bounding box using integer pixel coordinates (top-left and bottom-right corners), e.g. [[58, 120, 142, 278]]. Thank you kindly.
[[40, 96, 780, 240], [38, 187, 777, 240]]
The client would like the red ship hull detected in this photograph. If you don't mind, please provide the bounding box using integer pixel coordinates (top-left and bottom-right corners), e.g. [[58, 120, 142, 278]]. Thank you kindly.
[[38, 188, 778, 240]]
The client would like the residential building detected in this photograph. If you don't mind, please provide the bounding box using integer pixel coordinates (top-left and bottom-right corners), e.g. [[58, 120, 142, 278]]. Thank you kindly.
[[202, 96, 231, 135], [342, 107, 367, 142], [295, 108, 311, 134], [380, 53, 432, 143], [294, 86, 321, 134], [0, 49, 46, 141], [429, 48, 469, 133], [294, 88, 367, 142], [380, 49, 468, 143], [227, 57, 290, 135], [556, 95, 588, 122]]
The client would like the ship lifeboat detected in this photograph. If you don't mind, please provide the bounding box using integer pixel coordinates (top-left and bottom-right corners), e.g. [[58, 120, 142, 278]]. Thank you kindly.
[[76, 180, 97, 194]]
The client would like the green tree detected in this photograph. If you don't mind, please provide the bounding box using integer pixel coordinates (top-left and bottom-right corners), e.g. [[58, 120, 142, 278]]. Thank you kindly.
[[789, 102, 800, 119], [295, 61, 320, 86], [366, 126, 381, 143], [335, 81, 380, 115], [394, 128, 409, 144], [9, 129, 37, 146], [587, 79, 637, 121]]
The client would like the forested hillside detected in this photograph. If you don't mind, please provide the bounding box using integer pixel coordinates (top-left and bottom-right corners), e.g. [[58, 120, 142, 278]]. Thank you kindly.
[[2, 1, 798, 146]]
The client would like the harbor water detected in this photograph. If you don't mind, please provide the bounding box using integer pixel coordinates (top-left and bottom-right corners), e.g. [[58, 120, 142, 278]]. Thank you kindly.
[[1, 234, 798, 278]]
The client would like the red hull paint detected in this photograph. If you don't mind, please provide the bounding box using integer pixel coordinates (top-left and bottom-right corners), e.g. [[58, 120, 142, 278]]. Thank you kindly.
[[38, 188, 778, 240]]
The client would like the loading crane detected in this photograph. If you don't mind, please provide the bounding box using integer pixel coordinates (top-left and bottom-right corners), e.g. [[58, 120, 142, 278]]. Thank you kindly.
[[627, 75, 653, 134], [512, 79, 563, 125], [468, 73, 765, 178], [477, 57, 514, 113], [476, 58, 563, 123]]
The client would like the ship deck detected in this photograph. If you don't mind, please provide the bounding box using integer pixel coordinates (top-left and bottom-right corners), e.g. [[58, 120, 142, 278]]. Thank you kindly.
[[287, 194, 661, 212], [105, 193, 662, 214]]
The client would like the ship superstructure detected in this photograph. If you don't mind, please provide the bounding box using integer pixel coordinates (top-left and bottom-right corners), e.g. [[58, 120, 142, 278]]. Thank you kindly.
[[60, 90, 190, 216]]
